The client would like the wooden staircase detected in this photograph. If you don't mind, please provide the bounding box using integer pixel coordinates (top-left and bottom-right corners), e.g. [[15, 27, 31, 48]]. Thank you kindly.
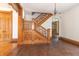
[[33, 13, 52, 25], [23, 21, 50, 44], [23, 13, 52, 44]]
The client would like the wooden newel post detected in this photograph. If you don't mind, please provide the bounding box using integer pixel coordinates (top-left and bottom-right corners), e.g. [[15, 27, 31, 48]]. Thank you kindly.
[[47, 29, 50, 40], [18, 16, 23, 47]]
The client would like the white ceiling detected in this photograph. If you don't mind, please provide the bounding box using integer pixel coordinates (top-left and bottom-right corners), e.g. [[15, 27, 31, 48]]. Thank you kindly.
[[21, 3, 78, 14]]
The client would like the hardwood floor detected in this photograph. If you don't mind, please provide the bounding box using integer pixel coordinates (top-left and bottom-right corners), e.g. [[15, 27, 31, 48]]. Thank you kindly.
[[0, 42, 17, 56], [10, 39, 79, 56]]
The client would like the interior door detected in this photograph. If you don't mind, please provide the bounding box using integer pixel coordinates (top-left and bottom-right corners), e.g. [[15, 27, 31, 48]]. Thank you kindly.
[[52, 21, 59, 37], [0, 11, 12, 42]]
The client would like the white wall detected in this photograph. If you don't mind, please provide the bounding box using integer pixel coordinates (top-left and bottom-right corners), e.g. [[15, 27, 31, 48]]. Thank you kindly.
[[60, 5, 79, 41], [0, 3, 18, 39], [12, 9, 18, 39], [24, 12, 32, 21]]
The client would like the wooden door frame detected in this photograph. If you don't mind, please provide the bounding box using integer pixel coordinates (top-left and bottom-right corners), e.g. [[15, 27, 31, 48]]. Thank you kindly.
[[9, 3, 23, 46], [52, 21, 59, 37], [0, 10, 12, 42]]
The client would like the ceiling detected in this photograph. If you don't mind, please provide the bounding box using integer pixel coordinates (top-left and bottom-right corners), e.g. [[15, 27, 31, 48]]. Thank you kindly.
[[21, 3, 78, 14]]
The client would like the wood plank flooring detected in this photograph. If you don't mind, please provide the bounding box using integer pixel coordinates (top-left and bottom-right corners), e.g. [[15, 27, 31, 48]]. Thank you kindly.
[[10, 40, 79, 56]]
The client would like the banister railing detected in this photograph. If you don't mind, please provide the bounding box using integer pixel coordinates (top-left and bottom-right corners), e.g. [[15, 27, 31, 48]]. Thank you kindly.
[[23, 20, 50, 39], [24, 20, 32, 30], [34, 22, 48, 38], [34, 13, 46, 20], [33, 13, 52, 25], [33, 13, 52, 21]]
